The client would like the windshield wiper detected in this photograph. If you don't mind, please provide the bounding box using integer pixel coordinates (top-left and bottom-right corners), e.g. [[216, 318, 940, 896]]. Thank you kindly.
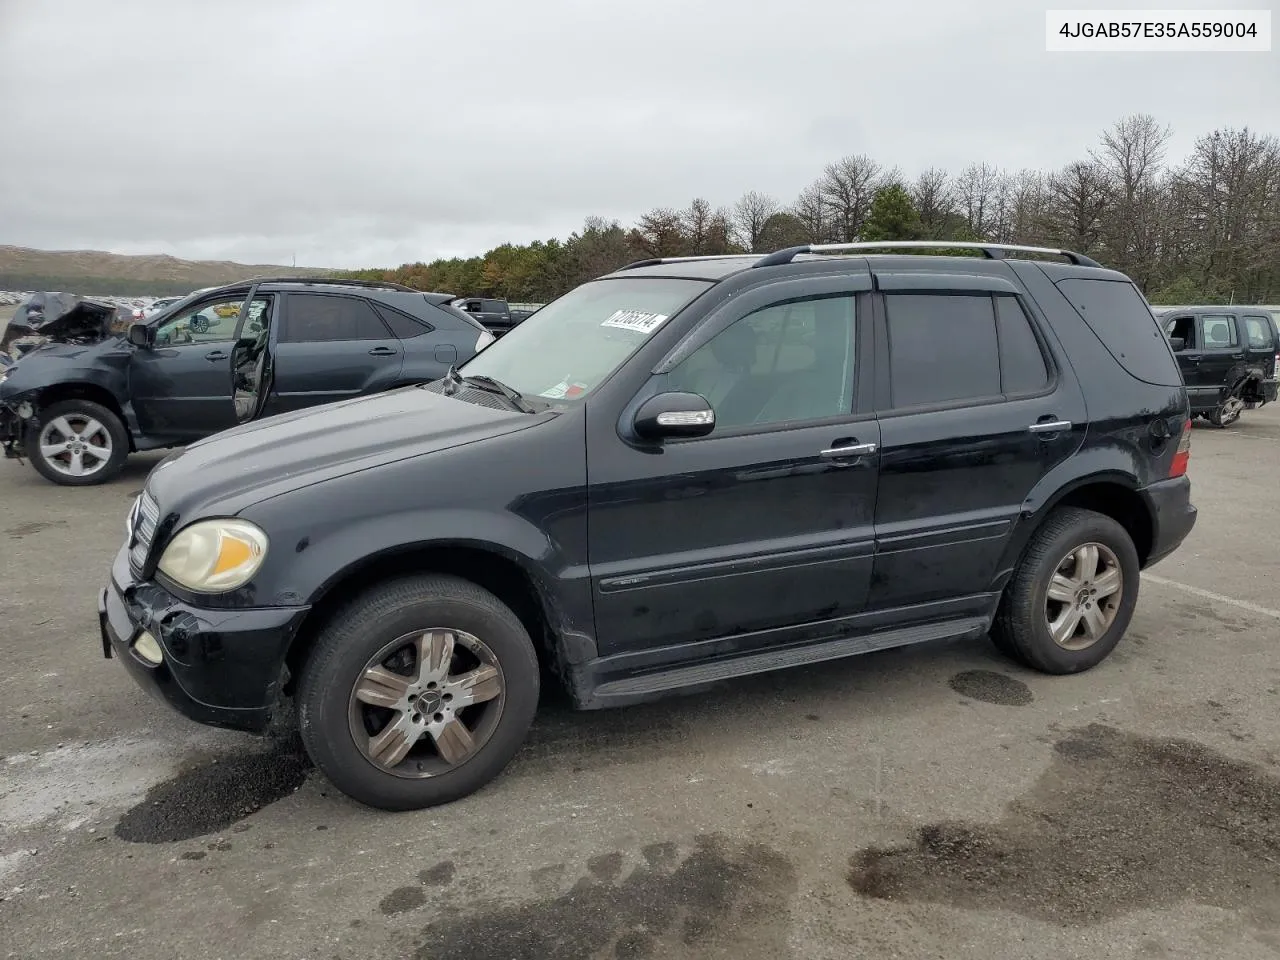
[[460, 374, 539, 413]]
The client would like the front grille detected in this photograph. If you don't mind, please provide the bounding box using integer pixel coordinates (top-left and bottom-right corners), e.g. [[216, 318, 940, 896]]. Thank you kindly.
[[129, 492, 160, 573]]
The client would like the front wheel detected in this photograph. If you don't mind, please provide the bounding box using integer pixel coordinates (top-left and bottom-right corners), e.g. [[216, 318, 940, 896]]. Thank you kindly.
[[991, 507, 1140, 674], [297, 575, 540, 810], [27, 399, 129, 486]]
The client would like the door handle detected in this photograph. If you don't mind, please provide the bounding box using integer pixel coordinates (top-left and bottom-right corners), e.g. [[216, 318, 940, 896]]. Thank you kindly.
[[368, 346, 398, 356], [1028, 419, 1072, 434], [1230, 354, 1244, 360], [820, 442, 877, 458], [204, 350, 227, 362]]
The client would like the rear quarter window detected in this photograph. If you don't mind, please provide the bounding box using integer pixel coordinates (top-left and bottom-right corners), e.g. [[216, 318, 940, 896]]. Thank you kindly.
[[1054, 278, 1182, 387]]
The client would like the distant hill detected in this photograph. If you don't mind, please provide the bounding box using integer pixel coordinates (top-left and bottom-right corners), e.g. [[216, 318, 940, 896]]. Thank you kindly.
[[0, 245, 341, 297]]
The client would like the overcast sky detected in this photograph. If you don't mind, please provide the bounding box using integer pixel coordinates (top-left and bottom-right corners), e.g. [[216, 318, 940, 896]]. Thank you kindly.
[[0, 0, 1275, 268]]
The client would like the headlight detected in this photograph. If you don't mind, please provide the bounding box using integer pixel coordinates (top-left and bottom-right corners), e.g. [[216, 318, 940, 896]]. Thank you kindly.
[[157, 519, 268, 593]]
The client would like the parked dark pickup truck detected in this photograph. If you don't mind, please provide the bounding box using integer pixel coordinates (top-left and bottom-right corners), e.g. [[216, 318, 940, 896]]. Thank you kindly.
[[1155, 306, 1279, 426], [449, 298, 537, 337]]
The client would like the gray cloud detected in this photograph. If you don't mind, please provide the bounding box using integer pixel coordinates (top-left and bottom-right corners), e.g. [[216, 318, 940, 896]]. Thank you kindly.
[[0, 0, 1275, 267]]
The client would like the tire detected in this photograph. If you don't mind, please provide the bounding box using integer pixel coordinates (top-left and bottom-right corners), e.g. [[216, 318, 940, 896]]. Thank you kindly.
[[297, 574, 540, 811], [990, 507, 1140, 675], [27, 399, 129, 486], [1206, 393, 1245, 427]]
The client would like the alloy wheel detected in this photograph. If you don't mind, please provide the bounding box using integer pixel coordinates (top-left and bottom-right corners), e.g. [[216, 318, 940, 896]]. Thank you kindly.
[[1044, 542, 1124, 650], [38, 415, 113, 478], [347, 628, 505, 778]]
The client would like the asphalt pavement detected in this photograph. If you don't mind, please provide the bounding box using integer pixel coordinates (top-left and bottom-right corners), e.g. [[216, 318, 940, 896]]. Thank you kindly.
[[2, 409, 1279, 960]]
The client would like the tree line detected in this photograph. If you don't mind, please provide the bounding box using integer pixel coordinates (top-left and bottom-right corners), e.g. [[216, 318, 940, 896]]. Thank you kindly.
[[346, 115, 1280, 306]]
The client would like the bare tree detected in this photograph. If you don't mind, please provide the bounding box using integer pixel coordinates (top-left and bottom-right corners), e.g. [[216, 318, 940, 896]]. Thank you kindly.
[[732, 191, 781, 252], [955, 162, 1005, 239], [1091, 114, 1173, 289], [1043, 160, 1110, 253], [1005, 169, 1051, 245], [911, 167, 954, 238], [1172, 128, 1280, 300], [819, 155, 885, 242], [791, 181, 831, 243]]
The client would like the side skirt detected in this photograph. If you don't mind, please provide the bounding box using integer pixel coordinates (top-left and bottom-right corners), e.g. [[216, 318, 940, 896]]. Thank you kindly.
[[569, 594, 999, 710]]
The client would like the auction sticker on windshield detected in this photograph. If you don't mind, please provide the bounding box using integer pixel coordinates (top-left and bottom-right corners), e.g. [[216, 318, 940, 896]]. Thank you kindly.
[[601, 309, 669, 334]]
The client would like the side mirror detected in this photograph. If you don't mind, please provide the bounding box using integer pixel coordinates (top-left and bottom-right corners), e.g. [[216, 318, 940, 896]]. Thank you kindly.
[[127, 323, 152, 348], [1168, 336, 1186, 352], [633, 391, 716, 441]]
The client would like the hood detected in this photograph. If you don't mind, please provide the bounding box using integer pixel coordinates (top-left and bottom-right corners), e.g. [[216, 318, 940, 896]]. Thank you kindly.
[[144, 385, 548, 518], [1, 292, 117, 354]]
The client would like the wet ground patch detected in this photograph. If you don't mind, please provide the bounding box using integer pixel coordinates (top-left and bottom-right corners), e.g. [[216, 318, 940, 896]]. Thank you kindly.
[[948, 670, 1033, 706], [114, 741, 310, 843], [412, 834, 796, 960], [6, 520, 67, 540], [848, 723, 1280, 925]]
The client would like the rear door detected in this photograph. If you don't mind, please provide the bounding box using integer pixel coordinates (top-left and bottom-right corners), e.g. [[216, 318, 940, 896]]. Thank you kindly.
[[1197, 312, 1244, 399], [868, 270, 1086, 611], [371, 302, 461, 384], [269, 292, 404, 411], [1242, 313, 1277, 378]]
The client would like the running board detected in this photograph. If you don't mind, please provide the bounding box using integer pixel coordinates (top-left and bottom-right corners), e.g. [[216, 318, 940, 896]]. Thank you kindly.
[[589, 617, 988, 704]]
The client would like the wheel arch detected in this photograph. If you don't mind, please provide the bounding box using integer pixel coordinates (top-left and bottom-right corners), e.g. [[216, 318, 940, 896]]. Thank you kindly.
[[283, 540, 566, 696], [36, 381, 134, 450], [993, 471, 1155, 593]]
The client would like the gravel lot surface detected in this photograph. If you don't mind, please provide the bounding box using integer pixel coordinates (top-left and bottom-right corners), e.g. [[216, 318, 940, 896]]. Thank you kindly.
[[1, 409, 1279, 960]]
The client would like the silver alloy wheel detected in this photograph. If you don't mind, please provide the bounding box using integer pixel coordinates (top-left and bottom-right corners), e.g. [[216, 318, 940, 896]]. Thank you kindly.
[[347, 628, 505, 779], [37, 415, 113, 478], [1219, 396, 1245, 425], [1044, 542, 1124, 650]]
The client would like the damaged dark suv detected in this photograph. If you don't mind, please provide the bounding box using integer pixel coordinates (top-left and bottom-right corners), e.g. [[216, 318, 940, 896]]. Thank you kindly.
[[1, 278, 493, 486], [99, 241, 1197, 811]]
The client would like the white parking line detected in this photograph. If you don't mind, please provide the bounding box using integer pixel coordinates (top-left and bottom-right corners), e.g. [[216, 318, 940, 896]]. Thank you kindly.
[[1141, 572, 1280, 621]]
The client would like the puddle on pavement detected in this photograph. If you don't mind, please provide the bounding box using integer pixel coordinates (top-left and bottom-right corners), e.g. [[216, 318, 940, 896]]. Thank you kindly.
[[848, 723, 1280, 925], [114, 740, 310, 843], [948, 669, 1033, 706], [411, 834, 796, 960]]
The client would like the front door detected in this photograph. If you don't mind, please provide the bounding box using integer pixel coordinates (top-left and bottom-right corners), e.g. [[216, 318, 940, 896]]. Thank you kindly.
[[868, 275, 1087, 610], [130, 292, 266, 442], [267, 293, 404, 413], [586, 275, 879, 657]]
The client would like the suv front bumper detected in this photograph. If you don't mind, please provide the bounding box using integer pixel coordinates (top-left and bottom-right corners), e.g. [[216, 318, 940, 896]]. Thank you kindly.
[[1141, 475, 1197, 567], [98, 545, 309, 733]]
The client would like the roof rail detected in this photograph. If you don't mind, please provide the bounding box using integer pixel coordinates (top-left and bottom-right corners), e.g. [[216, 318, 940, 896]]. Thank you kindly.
[[246, 276, 422, 292], [752, 241, 1104, 269], [616, 254, 760, 271]]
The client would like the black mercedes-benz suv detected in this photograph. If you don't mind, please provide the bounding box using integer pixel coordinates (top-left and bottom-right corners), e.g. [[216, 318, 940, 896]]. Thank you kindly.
[[98, 241, 1197, 811]]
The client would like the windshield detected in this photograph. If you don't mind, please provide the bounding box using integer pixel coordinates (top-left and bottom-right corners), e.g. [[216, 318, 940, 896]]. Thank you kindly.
[[457, 277, 711, 401]]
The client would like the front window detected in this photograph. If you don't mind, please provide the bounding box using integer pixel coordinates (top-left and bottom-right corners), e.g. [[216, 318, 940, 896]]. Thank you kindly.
[[154, 296, 250, 345], [457, 277, 711, 401]]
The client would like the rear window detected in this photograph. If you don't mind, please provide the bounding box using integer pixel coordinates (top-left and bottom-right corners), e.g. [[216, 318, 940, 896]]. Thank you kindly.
[[1054, 278, 1182, 386]]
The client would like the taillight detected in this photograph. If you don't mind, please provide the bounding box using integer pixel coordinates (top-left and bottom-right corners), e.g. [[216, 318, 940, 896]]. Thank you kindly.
[[1170, 419, 1192, 477]]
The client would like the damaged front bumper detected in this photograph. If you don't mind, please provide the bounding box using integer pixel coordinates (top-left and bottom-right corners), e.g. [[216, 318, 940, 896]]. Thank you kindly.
[[0, 397, 33, 460]]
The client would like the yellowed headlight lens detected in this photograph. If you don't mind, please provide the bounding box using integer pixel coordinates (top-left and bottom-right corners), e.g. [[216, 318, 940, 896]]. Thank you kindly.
[[157, 519, 268, 593]]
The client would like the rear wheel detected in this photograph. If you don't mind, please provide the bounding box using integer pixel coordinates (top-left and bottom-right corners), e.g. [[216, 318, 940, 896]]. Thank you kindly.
[[991, 507, 1140, 674], [1207, 394, 1245, 427], [28, 399, 129, 486], [297, 575, 540, 810]]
